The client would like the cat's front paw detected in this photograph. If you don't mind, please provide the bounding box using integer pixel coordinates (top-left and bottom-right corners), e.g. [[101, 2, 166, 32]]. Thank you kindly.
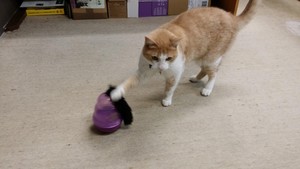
[[110, 87, 124, 101], [201, 88, 212, 97], [161, 99, 172, 107]]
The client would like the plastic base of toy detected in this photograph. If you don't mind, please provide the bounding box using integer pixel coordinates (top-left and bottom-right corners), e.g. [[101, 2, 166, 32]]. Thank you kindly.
[[92, 93, 122, 133], [92, 116, 121, 133]]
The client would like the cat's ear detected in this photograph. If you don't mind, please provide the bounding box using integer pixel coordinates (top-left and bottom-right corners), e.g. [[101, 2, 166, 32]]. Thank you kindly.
[[170, 36, 181, 49], [145, 36, 158, 49]]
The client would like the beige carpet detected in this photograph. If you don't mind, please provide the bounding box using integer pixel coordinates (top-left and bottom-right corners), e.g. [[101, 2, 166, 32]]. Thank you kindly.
[[1, 0, 300, 168]]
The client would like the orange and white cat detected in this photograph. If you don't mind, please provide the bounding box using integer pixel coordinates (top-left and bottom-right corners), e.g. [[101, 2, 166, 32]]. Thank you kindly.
[[111, 0, 258, 107]]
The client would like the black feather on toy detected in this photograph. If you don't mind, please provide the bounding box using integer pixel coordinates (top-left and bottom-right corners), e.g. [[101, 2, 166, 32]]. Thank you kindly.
[[105, 86, 133, 125]]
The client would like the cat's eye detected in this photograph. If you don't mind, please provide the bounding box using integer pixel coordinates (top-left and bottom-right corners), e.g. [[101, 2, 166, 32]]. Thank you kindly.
[[166, 57, 172, 61], [152, 56, 159, 61]]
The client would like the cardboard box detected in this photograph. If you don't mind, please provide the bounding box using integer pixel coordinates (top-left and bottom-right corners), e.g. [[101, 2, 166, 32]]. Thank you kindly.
[[139, 0, 168, 17], [127, 0, 138, 17], [70, 0, 108, 19], [188, 0, 211, 9], [168, 0, 188, 15], [108, 0, 127, 18]]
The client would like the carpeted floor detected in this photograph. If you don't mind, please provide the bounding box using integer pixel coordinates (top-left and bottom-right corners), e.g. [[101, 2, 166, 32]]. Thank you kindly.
[[1, 0, 300, 168]]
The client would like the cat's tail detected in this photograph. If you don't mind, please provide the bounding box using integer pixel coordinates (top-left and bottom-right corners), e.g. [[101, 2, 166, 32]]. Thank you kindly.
[[236, 0, 260, 29]]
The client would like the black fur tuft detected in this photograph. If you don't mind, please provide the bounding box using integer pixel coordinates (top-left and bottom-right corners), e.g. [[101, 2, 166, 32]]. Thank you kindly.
[[106, 86, 133, 125]]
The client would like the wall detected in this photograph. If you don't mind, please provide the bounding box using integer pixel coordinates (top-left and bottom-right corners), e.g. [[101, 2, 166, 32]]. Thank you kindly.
[[0, 0, 20, 35]]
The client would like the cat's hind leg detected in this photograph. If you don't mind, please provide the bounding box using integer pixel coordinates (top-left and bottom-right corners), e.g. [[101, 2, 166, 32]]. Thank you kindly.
[[201, 69, 217, 96], [189, 68, 217, 97], [200, 57, 222, 96], [189, 69, 207, 83]]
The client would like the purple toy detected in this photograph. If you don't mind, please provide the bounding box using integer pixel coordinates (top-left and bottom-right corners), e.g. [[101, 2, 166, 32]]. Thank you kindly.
[[93, 93, 122, 133], [92, 86, 133, 133]]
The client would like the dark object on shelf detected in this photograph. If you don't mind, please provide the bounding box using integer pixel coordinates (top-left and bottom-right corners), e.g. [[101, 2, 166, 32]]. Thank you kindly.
[[56, 0, 64, 4], [70, 0, 108, 20], [211, 0, 239, 15], [64, 0, 72, 18]]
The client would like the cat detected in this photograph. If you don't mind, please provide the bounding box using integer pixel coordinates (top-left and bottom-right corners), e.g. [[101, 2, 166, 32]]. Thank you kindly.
[[111, 0, 258, 107]]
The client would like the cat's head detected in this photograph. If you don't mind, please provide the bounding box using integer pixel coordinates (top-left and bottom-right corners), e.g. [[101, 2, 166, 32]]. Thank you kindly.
[[143, 29, 181, 72]]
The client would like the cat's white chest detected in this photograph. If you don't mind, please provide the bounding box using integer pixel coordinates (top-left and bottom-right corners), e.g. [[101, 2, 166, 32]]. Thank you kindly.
[[169, 51, 185, 74]]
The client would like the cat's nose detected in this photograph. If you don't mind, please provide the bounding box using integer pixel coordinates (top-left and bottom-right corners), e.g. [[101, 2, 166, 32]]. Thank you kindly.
[[159, 64, 168, 70]]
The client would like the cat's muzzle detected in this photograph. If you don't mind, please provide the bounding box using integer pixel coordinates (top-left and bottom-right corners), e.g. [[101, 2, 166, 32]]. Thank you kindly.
[[149, 64, 162, 74]]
